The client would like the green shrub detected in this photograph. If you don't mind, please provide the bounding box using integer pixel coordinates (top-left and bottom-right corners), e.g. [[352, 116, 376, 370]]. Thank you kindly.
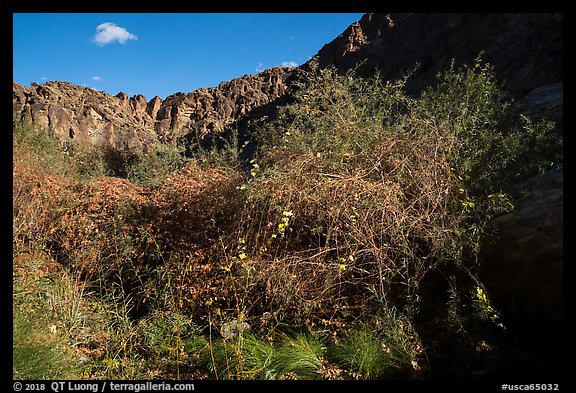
[[185, 128, 243, 170], [126, 143, 187, 186], [68, 143, 112, 181], [137, 310, 201, 357], [412, 58, 562, 194], [12, 121, 77, 182]]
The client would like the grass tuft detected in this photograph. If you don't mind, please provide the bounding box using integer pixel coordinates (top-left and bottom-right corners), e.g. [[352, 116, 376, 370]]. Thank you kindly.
[[271, 333, 326, 379]]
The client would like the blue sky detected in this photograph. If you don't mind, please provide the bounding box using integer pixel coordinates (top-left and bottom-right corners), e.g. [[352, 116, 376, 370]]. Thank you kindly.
[[13, 13, 364, 99]]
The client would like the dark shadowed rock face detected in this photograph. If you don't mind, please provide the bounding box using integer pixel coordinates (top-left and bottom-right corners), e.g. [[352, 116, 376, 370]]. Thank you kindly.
[[13, 67, 292, 149], [480, 169, 563, 322], [314, 13, 563, 118], [513, 82, 563, 119]]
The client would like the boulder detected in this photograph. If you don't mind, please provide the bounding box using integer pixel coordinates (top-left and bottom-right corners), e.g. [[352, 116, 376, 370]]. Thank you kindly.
[[513, 82, 563, 119]]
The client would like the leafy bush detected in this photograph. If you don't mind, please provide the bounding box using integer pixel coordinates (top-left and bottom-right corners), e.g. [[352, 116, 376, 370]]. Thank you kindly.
[[224, 58, 561, 328], [412, 59, 562, 193], [12, 121, 72, 177], [68, 143, 113, 181], [185, 128, 244, 170], [126, 143, 187, 186]]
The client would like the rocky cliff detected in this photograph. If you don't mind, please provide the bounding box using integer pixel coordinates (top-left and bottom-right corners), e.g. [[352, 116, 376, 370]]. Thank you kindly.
[[480, 169, 563, 322], [13, 81, 159, 150], [313, 13, 563, 120], [13, 67, 292, 150]]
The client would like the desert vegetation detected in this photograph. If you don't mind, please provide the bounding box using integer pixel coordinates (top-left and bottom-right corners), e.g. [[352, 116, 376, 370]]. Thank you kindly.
[[13, 58, 562, 380]]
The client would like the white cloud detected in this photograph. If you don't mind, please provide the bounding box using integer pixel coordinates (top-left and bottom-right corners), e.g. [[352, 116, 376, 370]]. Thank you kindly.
[[91, 75, 102, 82], [281, 61, 298, 68], [93, 22, 137, 46], [256, 63, 266, 73]]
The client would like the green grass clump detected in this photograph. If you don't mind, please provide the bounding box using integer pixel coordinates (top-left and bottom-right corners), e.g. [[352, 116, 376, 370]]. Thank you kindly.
[[199, 333, 277, 380], [333, 329, 388, 379], [238, 335, 277, 379], [332, 328, 413, 379], [328, 306, 419, 379], [13, 260, 82, 380], [198, 331, 326, 380], [271, 333, 325, 379]]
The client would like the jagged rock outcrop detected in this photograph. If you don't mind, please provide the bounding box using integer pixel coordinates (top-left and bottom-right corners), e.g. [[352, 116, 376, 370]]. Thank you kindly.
[[13, 81, 158, 150], [13, 67, 292, 149], [153, 67, 290, 142], [13, 14, 562, 149]]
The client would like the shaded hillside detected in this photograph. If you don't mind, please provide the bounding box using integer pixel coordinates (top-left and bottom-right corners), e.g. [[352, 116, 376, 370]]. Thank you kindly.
[[314, 13, 562, 118]]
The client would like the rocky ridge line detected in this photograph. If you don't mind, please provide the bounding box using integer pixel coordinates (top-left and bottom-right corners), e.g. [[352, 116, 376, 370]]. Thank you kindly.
[[13, 67, 292, 150]]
